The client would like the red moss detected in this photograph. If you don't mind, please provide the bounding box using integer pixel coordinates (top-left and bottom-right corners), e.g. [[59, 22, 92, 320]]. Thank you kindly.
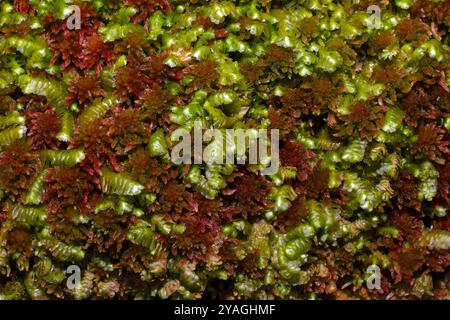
[[123, 0, 172, 23], [370, 31, 396, 52], [413, 123, 449, 165], [114, 61, 157, 101], [126, 147, 174, 192], [436, 165, 450, 204], [46, 30, 81, 70], [113, 30, 152, 58], [120, 245, 166, 273], [427, 252, 450, 273], [0, 140, 40, 199], [395, 18, 428, 43], [173, 211, 222, 256], [243, 45, 295, 81], [268, 106, 301, 140], [0, 91, 16, 114], [222, 170, 273, 219], [88, 213, 130, 255], [159, 190, 224, 260], [280, 88, 314, 116], [262, 45, 295, 67], [194, 194, 222, 219], [75, 120, 117, 174], [14, 0, 29, 14], [81, 33, 115, 73], [240, 62, 263, 84], [5, 227, 34, 267], [43, 167, 99, 213], [219, 237, 241, 271], [25, 105, 61, 150], [335, 100, 387, 141], [184, 60, 218, 93], [138, 85, 174, 120], [44, 3, 107, 72], [215, 28, 229, 39], [389, 211, 424, 241], [400, 85, 442, 127], [305, 163, 330, 199], [280, 140, 315, 181], [372, 64, 405, 85], [391, 171, 421, 211], [275, 197, 308, 232], [48, 209, 87, 243], [66, 74, 106, 107], [278, 77, 335, 123], [391, 247, 426, 281], [432, 211, 450, 234], [411, 0, 450, 26], [75, 107, 152, 173], [240, 249, 265, 278], [142, 54, 168, 78], [159, 181, 186, 204]]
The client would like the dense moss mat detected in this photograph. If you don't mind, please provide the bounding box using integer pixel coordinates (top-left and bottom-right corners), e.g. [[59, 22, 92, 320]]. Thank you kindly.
[[0, 0, 449, 299]]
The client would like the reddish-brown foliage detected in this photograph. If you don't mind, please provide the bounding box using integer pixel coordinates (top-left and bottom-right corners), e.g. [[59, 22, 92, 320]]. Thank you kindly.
[[123, 0, 172, 23], [335, 100, 387, 141], [372, 64, 405, 85], [87, 213, 131, 255], [114, 30, 152, 59], [436, 165, 450, 204], [0, 91, 17, 114], [395, 19, 428, 43], [305, 163, 330, 199], [243, 45, 295, 81], [25, 105, 61, 150], [275, 197, 308, 232], [75, 107, 152, 171], [426, 252, 450, 273], [391, 247, 426, 281], [184, 60, 218, 93], [240, 62, 264, 84], [114, 60, 158, 101], [82, 33, 115, 73], [413, 123, 449, 164], [400, 85, 444, 127], [280, 140, 315, 181], [391, 171, 421, 211], [0, 141, 40, 199], [42, 167, 99, 213], [173, 211, 222, 257], [44, 3, 112, 72], [66, 74, 106, 107], [120, 245, 166, 273], [126, 147, 174, 193], [222, 170, 273, 219], [280, 88, 315, 116], [389, 211, 424, 241], [369, 31, 396, 52], [159, 181, 187, 205], [411, 0, 450, 26], [138, 85, 174, 120], [14, 0, 29, 14], [268, 106, 302, 140]]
